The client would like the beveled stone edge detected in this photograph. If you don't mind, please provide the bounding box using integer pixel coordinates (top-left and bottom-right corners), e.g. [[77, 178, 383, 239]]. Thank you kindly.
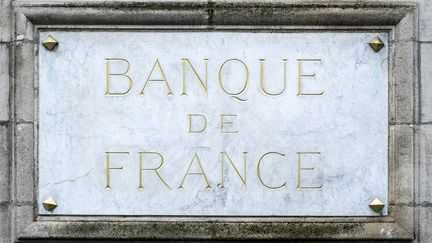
[[11, 0, 417, 241], [12, 0, 415, 26], [18, 207, 413, 240]]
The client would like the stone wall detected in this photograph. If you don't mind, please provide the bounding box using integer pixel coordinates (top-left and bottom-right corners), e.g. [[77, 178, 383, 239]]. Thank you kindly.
[[417, 0, 432, 240], [0, 0, 431, 242]]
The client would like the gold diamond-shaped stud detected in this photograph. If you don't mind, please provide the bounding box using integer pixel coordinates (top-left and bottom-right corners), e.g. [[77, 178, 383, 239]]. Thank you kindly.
[[369, 37, 385, 52], [369, 197, 385, 212], [42, 35, 58, 51], [42, 197, 57, 211]]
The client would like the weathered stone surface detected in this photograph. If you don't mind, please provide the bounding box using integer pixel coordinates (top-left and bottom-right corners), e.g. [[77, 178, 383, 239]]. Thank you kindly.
[[14, 123, 35, 240], [0, 124, 10, 243], [15, 42, 34, 122], [388, 125, 414, 206], [12, 0, 415, 27], [16, 219, 412, 240], [14, 205, 33, 238], [15, 124, 34, 203], [0, 205, 11, 243], [0, 125, 9, 203], [15, 12, 34, 42], [210, 0, 414, 26], [418, 207, 432, 243], [394, 12, 417, 42], [0, 43, 9, 122], [0, 0, 424, 242], [417, 3, 432, 242], [417, 125, 432, 243], [389, 41, 416, 124], [419, 0, 432, 41], [418, 125, 432, 203], [14, 1, 208, 27], [0, 0, 12, 42], [420, 43, 432, 123]]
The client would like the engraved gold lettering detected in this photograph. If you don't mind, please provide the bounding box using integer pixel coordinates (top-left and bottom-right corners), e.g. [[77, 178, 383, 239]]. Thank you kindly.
[[105, 58, 133, 96], [181, 58, 209, 95], [140, 59, 173, 95], [257, 152, 286, 189], [259, 59, 287, 96], [105, 151, 129, 189], [297, 152, 324, 190], [220, 114, 238, 134], [218, 59, 249, 100], [297, 59, 324, 96], [138, 152, 170, 189], [179, 153, 211, 189], [220, 152, 247, 188], [188, 114, 207, 133]]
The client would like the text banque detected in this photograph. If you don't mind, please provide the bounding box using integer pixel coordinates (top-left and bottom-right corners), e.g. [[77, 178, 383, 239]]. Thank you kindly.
[[104, 57, 325, 191]]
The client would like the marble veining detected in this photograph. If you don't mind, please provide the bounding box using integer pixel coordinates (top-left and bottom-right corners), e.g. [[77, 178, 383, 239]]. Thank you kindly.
[[38, 32, 388, 216]]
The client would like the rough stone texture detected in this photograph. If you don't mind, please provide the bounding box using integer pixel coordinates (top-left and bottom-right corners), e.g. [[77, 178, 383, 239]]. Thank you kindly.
[[419, 0, 432, 42], [15, 124, 34, 204], [395, 11, 417, 42], [0, 124, 10, 243], [418, 126, 432, 211], [0, 0, 430, 242], [416, 2, 432, 241], [0, 0, 11, 121], [417, 2, 432, 241], [417, 125, 432, 243], [0, 0, 12, 42], [14, 42, 34, 122], [0, 206, 11, 243], [389, 125, 414, 205], [420, 43, 432, 123], [14, 123, 35, 240], [0, 43, 9, 122], [389, 40, 416, 124], [0, 124, 9, 203], [0, 2, 11, 242], [418, 207, 432, 243]]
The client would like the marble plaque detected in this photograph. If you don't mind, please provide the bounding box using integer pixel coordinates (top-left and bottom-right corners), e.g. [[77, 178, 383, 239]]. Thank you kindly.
[[38, 31, 388, 216]]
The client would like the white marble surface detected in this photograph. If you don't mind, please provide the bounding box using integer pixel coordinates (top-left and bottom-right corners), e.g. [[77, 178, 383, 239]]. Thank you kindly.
[[38, 31, 388, 216]]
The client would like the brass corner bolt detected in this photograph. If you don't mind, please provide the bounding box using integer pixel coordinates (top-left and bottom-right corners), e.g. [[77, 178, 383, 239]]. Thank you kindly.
[[42, 35, 59, 51], [369, 197, 385, 213], [369, 37, 384, 52], [42, 197, 57, 211]]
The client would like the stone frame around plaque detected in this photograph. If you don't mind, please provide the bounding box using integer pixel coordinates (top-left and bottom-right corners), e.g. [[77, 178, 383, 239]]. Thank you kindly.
[[11, 0, 417, 240]]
